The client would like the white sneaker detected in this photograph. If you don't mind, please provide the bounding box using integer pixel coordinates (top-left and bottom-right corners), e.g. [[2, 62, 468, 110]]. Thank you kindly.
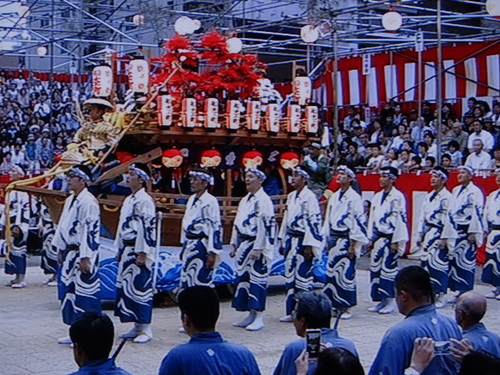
[[485, 291, 498, 299], [246, 314, 264, 331], [58, 336, 72, 345], [339, 309, 353, 320], [11, 282, 27, 289], [233, 312, 256, 327], [378, 303, 396, 314], [368, 302, 384, 313], [279, 315, 293, 322], [119, 326, 139, 339], [4, 279, 16, 287]]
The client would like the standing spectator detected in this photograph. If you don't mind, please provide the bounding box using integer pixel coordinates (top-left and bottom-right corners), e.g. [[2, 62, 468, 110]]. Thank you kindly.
[[468, 119, 494, 153], [24, 134, 40, 172], [301, 143, 331, 199], [11, 142, 26, 168], [230, 168, 275, 331], [39, 136, 54, 169], [488, 102, 500, 128], [367, 167, 408, 314], [464, 139, 491, 171], [448, 166, 485, 303]]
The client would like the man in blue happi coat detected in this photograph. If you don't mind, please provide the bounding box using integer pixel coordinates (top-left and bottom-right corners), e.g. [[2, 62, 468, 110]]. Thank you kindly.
[[158, 286, 261, 375], [369, 266, 462, 375]]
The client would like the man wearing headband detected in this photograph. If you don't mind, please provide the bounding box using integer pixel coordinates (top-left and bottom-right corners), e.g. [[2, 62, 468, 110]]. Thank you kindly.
[[277, 166, 323, 322], [52, 164, 101, 344], [323, 165, 368, 320], [483, 169, 500, 300], [230, 167, 276, 331], [301, 143, 331, 199], [114, 163, 157, 343], [448, 166, 485, 303], [179, 168, 222, 292], [3, 167, 30, 288], [367, 166, 408, 314], [415, 166, 456, 308]]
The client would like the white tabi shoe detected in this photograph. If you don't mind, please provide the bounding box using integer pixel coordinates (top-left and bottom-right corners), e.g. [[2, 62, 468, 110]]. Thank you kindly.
[[11, 281, 27, 289], [133, 325, 152, 343], [246, 313, 264, 331], [378, 301, 396, 314], [279, 315, 293, 323], [178, 327, 186, 333], [447, 295, 458, 304], [368, 302, 385, 313], [233, 311, 256, 327], [58, 336, 72, 345], [120, 325, 139, 339], [485, 292, 497, 299], [339, 309, 353, 320]]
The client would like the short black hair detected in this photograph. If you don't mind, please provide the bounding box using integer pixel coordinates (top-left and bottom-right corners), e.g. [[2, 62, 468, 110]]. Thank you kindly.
[[417, 142, 429, 151], [69, 312, 114, 361], [178, 286, 219, 331], [295, 291, 331, 329], [448, 140, 460, 150], [315, 348, 364, 375], [395, 266, 434, 303]]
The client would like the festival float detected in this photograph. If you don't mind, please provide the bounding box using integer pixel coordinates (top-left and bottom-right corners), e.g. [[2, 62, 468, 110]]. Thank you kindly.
[[7, 28, 322, 298]]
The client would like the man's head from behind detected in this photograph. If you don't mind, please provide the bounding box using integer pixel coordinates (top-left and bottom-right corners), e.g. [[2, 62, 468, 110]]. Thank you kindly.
[[395, 266, 434, 316], [178, 286, 219, 335], [455, 291, 487, 330], [69, 312, 114, 367], [293, 291, 331, 337]]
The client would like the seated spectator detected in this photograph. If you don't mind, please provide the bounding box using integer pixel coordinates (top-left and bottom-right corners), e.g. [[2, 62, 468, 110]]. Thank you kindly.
[[450, 122, 469, 152], [423, 132, 437, 158], [488, 101, 500, 127], [380, 148, 399, 169], [11, 142, 26, 168], [0, 151, 14, 173], [464, 139, 491, 170], [274, 291, 358, 375], [423, 156, 436, 172], [369, 266, 462, 375], [341, 142, 365, 170], [454, 292, 500, 357], [416, 142, 429, 165], [393, 102, 405, 126], [491, 146, 500, 170], [468, 119, 494, 153], [367, 119, 383, 143], [295, 348, 364, 375], [158, 286, 261, 375], [441, 153, 453, 169], [408, 156, 422, 172], [462, 97, 477, 125], [68, 312, 131, 375], [447, 140, 464, 167], [398, 149, 411, 172], [390, 124, 407, 151], [366, 143, 384, 171]]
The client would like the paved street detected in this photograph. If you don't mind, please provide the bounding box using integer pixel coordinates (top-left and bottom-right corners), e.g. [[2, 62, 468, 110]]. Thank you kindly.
[[1, 258, 500, 375]]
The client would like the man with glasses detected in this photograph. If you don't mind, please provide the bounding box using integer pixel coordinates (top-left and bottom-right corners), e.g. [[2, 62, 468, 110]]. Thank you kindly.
[[52, 164, 101, 345]]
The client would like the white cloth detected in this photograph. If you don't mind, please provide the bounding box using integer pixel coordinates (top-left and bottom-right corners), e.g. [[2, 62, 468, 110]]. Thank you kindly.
[[416, 188, 457, 244], [450, 182, 485, 246], [465, 151, 492, 170], [468, 130, 494, 152]]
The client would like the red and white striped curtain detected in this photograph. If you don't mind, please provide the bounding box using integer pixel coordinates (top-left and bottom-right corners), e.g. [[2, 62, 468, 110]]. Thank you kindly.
[[312, 40, 500, 109]]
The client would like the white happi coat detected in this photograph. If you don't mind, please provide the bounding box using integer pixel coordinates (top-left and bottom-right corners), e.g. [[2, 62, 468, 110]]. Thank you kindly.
[[450, 182, 485, 246]]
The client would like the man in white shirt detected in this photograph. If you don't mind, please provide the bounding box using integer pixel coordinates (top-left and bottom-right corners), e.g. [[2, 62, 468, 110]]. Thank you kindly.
[[465, 139, 492, 171], [467, 120, 494, 153]]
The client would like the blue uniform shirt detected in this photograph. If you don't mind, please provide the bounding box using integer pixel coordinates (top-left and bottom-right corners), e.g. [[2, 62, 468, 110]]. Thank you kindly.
[[67, 358, 132, 375], [158, 331, 260, 375], [463, 322, 500, 358], [369, 304, 462, 375], [273, 328, 358, 375]]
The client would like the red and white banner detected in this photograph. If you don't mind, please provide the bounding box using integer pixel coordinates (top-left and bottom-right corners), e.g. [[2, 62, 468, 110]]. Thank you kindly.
[[312, 40, 500, 109]]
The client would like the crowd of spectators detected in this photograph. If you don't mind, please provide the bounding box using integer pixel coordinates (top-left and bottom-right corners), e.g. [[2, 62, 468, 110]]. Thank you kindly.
[[336, 98, 500, 174], [0, 71, 80, 176]]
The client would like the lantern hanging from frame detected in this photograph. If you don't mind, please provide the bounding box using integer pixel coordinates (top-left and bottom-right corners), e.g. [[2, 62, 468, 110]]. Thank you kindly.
[[287, 103, 301, 133], [157, 91, 173, 127], [265, 102, 281, 132], [128, 56, 149, 95], [292, 76, 311, 106], [305, 105, 319, 133], [226, 100, 241, 130], [181, 97, 197, 127], [204, 98, 219, 128], [246, 100, 261, 131], [92, 64, 113, 98]]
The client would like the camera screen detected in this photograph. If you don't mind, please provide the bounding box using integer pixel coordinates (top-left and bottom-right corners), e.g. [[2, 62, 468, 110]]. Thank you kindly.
[[306, 330, 321, 358]]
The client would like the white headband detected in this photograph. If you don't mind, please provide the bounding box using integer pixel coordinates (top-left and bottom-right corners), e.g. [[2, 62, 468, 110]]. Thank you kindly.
[[430, 169, 448, 180], [337, 166, 355, 178], [69, 167, 90, 182], [457, 166, 474, 175], [189, 170, 211, 182], [293, 167, 310, 179], [495, 168, 500, 175], [129, 164, 150, 182], [380, 170, 398, 179], [246, 167, 266, 180]]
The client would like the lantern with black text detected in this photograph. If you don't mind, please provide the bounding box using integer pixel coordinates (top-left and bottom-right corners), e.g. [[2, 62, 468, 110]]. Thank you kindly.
[[265, 103, 280, 132], [201, 149, 222, 168], [92, 64, 113, 98], [247, 100, 261, 131], [292, 76, 311, 106], [162, 148, 183, 168], [226, 100, 241, 130], [305, 105, 319, 133], [128, 56, 149, 95], [181, 97, 197, 127], [287, 103, 301, 133], [157, 92, 173, 127], [204, 98, 219, 128], [280, 151, 300, 170], [242, 150, 263, 169]]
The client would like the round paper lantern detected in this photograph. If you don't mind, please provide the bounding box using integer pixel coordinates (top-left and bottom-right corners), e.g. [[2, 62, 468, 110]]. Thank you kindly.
[[162, 148, 183, 168], [382, 11, 402, 31], [174, 16, 201, 35], [132, 14, 145, 26], [128, 56, 149, 95], [300, 25, 319, 43], [486, 0, 500, 16], [242, 151, 263, 169], [226, 37, 243, 53], [280, 152, 300, 170], [37, 46, 47, 56], [92, 64, 113, 98], [201, 149, 222, 168]]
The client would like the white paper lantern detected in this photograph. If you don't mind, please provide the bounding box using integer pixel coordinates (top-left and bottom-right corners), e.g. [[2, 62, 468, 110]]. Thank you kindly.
[[157, 93, 173, 127], [226, 100, 241, 130], [204, 98, 219, 128], [92, 65, 113, 98], [36, 46, 47, 56], [132, 14, 145, 26], [226, 37, 243, 53], [300, 25, 319, 43], [128, 57, 149, 95], [486, 0, 500, 16], [174, 16, 201, 35], [181, 98, 197, 127], [382, 11, 403, 31], [305, 105, 319, 133], [246, 100, 261, 131], [265, 103, 281, 133], [287, 103, 301, 133], [293, 76, 312, 106]]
